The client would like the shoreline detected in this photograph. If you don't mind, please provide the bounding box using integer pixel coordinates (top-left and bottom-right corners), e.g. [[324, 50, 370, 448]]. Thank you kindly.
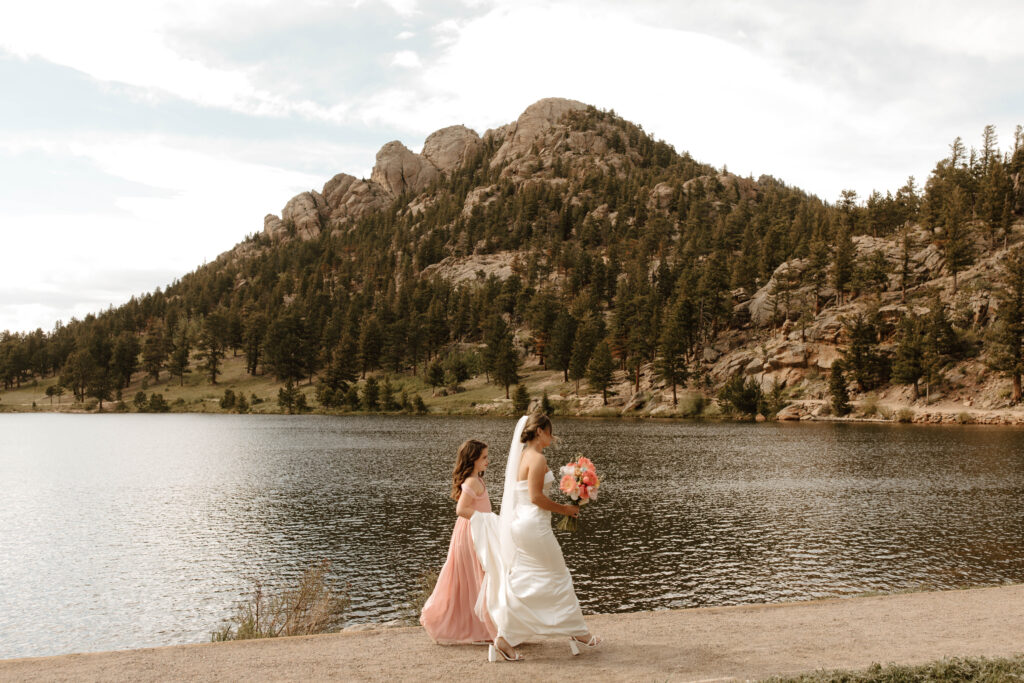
[[3, 584, 1023, 681], [5, 403, 1024, 427]]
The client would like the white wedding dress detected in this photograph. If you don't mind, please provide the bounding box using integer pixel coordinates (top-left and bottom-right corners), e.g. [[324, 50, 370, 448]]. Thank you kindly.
[[470, 416, 588, 646]]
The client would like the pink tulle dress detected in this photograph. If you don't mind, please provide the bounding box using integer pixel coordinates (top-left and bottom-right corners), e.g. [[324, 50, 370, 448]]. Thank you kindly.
[[420, 480, 497, 644]]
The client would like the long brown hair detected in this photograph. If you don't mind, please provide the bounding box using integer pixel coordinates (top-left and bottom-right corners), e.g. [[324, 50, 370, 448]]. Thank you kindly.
[[520, 412, 552, 443], [451, 439, 488, 500]]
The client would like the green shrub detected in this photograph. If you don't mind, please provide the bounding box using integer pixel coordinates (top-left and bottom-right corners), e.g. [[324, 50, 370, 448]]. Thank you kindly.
[[956, 411, 974, 424], [148, 393, 170, 413], [859, 396, 878, 417], [718, 375, 763, 416], [678, 394, 706, 417], [896, 408, 914, 423], [512, 384, 530, 412], [764, 654, 1024, 682], [541, 390, 555, 416]]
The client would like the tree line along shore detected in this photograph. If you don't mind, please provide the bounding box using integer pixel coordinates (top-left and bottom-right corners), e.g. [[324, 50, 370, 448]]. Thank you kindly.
[[2, 101, 1024, 424]]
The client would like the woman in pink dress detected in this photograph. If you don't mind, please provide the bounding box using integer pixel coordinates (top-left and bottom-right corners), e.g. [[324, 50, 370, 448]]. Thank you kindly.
[[420, 439, 507, 652]]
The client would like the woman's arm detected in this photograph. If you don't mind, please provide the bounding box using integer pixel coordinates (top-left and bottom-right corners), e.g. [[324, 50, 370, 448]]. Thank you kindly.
[[455, 484, 476, 518], [526, 452, 578, 517], [455, 480, 483, 519]]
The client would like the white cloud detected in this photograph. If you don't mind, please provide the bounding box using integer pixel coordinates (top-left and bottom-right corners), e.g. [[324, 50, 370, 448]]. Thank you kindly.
[[391, 50, 422, 68], [0, 133, 331, 332], [0, 0, 357, 124], [396, 30, 416, 40]]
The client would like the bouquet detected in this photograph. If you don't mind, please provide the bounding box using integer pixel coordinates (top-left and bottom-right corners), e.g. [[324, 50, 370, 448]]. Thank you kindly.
[[556, 455, 600, 532]]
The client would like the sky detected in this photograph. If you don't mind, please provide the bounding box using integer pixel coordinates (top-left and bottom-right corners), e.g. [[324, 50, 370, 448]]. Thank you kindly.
[[2, 0, 1023, 334]]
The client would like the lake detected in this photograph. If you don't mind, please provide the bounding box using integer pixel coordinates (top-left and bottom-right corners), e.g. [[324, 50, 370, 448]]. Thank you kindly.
[[1, 414, 1023, 659]]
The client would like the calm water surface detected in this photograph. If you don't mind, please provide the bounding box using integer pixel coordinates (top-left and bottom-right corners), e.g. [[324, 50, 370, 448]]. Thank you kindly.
[[2, 414, 1024, 659]]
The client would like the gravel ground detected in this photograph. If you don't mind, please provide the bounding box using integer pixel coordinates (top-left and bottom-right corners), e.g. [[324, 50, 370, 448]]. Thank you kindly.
[[2, 584, 1023, 682]]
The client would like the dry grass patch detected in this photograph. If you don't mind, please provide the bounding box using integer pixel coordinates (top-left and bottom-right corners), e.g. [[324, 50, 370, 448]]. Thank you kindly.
[[211, 561, 349, 641]]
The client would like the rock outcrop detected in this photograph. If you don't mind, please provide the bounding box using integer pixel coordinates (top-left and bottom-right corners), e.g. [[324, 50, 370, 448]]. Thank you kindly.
[[263, 214, 285, 240], [321, 173, 389, 222], [422, 125, 482, 174], [371, 141, 440, 197], [491, 98, 588, 168], [281, 191, 329, 240]]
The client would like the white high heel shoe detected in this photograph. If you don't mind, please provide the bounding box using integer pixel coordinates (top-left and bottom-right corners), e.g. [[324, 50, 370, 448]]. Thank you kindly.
[[569, 635, 603, 655], [488, 643, 523, 662]]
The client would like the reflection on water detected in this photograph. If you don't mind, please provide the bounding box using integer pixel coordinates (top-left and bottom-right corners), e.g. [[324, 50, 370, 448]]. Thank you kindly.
[[1, 414, 1024, 658]]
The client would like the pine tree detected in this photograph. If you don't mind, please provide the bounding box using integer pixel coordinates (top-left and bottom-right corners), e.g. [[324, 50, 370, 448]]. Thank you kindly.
[[141, 323, 168, 382], [832, 225, 855, 305], [242, 311, 268, 376], [512, 384, 530, 412], [264, 312, 314, 384], [842, 314, 889, 392], [316, 337, 358, 407], [493, 334, 520, 399], [586, 341, 614, 405], [829, 361, 851, 416], [941, 185, 974, 293], [358, 316, 384, 379], [655, 294, 694, 405], [541, 389, 554, 415], [168, 325, 191, 387], [568, 318, 601, 394], [898, 226, 916, 303], [360, 377, 380, 411], [111, 331, 140, 389], [548, 310, 577, 382], [987, 247, 1024, 402], [427, 360, 445, 395], [197, 315, 227, 385], [891, 315, 924, 400], [277, 380, 301, 414]]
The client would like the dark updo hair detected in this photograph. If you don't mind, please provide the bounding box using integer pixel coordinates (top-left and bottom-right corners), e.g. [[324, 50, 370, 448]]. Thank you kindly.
[[520, 413, 552, 443], [451, 439, 488, 500]]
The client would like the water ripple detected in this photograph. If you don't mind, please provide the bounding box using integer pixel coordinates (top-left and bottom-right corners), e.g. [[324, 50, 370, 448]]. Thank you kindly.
[[2, 416, 1024, 658]]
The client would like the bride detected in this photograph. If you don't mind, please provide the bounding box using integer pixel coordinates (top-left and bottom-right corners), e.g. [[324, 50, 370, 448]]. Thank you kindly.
[[471, 413, 602, 662]]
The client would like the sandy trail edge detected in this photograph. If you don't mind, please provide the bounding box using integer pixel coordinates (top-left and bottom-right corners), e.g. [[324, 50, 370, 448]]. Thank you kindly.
[[3, 585, 1023, 682]]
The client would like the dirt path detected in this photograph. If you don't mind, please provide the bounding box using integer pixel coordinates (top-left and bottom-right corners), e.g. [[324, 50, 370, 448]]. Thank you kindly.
[[3, 585, 1023, 682]]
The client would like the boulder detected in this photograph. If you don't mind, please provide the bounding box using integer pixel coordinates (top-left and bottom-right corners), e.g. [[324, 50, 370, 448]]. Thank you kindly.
[[371, 141, 439, 197], [281, 191, 328, 240], [263, 214, 285, 240], [462, 184, 498, 217], [811, 344, 842, 370], [775, 403, 804, 421], [422, 125, 482, 173], [768, 343, 807, 368], [702, 346, 721, 363], [492, 98, 588, 167], [649, 182, 675, 211]]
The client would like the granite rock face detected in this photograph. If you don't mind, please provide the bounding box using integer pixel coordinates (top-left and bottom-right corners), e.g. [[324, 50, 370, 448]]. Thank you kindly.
[[422, 125, 482, 173], [321, 173, 388, 221], [491, 97, 588, 168], [371, 141, 440, 197], [281, 191, 329, 240], [264, 214, 285, 240]]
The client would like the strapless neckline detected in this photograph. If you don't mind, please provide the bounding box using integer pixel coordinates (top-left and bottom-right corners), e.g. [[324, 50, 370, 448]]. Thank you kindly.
[[515, 471, 554, 486]]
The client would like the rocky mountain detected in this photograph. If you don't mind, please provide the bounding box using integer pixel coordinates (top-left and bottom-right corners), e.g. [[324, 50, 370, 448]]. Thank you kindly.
[[3, 97, 1024, 424]]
